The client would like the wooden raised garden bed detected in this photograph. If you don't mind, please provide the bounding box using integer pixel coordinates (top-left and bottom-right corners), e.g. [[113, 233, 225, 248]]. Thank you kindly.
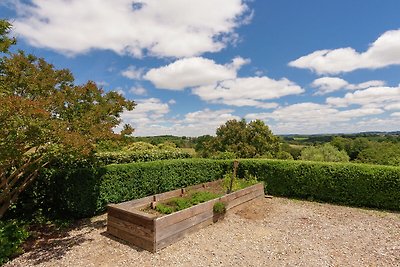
[[106, 180, 264, 252]]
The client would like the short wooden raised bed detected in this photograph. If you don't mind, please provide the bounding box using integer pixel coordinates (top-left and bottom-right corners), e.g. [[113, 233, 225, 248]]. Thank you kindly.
[[106, 180, 264, 252]]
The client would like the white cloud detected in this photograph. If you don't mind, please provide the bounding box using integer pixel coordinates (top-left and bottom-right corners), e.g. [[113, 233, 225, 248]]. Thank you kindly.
[[347, 80, 386, 90], [193, 76, 304, 108], [289, 29, 400, 74], [144, 56, 248, 90], [121, 66, 144, 80], [168, 99, 176, 105], [326, 86, 400, 108], [121, 106, 239, 136], [385, 103, 400, 110], [311, 77, 349, 95], [391, 112, 400, 117], [311, 77, 385, 95], [12, 0, 250, 58], [129, 86, 147, 96], [245, 103, 385, 134], [120, 98, 170, 128]]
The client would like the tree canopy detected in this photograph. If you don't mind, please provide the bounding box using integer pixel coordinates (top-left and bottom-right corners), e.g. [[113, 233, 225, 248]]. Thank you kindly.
[[300, 144, 350, 162], [0, 20, 135, 218], [204, 119, 280, 158]]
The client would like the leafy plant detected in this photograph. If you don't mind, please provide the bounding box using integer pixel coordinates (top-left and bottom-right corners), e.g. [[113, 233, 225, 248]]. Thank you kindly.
[[222, 170, 258, 192], [213, 202, 226, 214], [155, 191, 222, 214], [0, 220, 29, 265]]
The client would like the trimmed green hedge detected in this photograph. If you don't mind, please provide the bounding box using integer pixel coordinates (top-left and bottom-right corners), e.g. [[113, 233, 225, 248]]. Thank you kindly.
[[50, 159, 230, 218], [237, 159, 400, 211], [95, 149, 192, 165], [46, 159, 400, 218]]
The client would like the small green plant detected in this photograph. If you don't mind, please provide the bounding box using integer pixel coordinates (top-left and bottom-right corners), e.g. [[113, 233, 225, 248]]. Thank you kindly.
[[222, 170, 258, 192], [213, 202, 226, 214], [155, 203, 174, 214], [0, 220, 30, 265], [190, 191, 220, 205], [155, 191, 222, 214]]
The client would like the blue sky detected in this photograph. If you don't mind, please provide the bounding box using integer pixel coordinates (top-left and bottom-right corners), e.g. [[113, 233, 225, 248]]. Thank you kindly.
[[1, 0, 400, 136]]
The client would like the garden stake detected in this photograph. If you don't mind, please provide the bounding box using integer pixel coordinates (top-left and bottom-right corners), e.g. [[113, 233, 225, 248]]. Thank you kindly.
[[228, 160, 239, 194]]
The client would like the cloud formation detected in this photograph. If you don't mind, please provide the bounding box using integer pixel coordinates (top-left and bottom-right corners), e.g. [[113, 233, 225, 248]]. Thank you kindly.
[[12, 0, 250, 58], [245, 103, 385, 134], [326, 86, 400, 108], [121, 106, 239, 136], [311, 77, 385, 95], [289, 29, 400, 74], [193, 76, 304, 108], [144, 57, 248, 90], [121, 66, 144, 80]]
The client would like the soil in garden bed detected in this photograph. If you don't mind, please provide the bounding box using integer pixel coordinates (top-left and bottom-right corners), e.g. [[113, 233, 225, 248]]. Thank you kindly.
[[139, 181, 226, 217], [140, 180, 226, 216], [140, 178, 260, 216]]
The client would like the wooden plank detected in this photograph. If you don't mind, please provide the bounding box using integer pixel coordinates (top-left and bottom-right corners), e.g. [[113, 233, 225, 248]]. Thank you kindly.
[[155, 218, 214, 251], [108, 206, 155, 230], [226, 189, 264, 210], [221, 183, 263, 203], [107, 225, 155, 252], [154, 188, 183, 202], [108, 216, 154, 241], [112, 195, 154, 209], [155, 198, 219, 230], [156, 209, 213, 240]]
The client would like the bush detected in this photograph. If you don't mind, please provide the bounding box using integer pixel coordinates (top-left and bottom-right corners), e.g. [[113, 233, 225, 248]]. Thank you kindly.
[[238, 159, 400, 211], [49, 159, 231, 218], [0, 220, 29, 265], [213, 202, 226, 214], [28, 158, 400, 219], [95, 149, 192, 165], [300, 144, 349, 162]]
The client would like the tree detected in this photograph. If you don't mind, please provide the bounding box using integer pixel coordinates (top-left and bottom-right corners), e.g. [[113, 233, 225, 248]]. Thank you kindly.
[[205, 119, 280, 158], [356, 142, 400, 166], [330, 136, 370, 160], [0, 21, 135, 218], [300, 144, 350, 162]]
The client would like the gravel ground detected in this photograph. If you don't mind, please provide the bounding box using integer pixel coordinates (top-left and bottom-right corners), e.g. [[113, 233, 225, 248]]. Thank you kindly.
[[5, 197, 400, 267]]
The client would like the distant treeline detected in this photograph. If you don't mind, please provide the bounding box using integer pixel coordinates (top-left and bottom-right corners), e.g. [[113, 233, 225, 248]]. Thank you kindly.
[[282, 131, 400, 145]]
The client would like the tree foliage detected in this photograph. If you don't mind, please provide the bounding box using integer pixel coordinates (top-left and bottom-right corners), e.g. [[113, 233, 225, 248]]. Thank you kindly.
[[205, 119, 280, 158], [0, 20, 135, 218], [300, 144, 350, 162], [356, 142, 400, 166]]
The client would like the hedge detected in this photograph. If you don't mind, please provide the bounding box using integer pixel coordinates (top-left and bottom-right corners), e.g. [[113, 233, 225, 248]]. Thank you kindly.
[[40, 159, 400, 218], [237, 159, 400, 211], [49, 159, 230, 218], [95, 149, 192, 165]]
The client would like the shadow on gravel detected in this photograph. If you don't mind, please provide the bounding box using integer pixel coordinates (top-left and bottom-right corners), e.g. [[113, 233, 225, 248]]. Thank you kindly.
[[100, 232, 146, 252], [21, 217, 107, 265]]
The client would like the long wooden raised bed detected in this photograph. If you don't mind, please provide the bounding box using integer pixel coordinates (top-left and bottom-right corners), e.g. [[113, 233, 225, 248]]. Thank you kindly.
[[106, 180, 264, 252]]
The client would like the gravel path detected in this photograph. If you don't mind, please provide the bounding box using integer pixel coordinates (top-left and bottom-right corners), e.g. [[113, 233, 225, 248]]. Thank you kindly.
[[5, 197, 400, 267]]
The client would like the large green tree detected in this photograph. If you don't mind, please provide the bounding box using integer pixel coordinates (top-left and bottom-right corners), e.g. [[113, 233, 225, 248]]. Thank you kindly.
[[0, 21, 135, 218], [205, 119, 280, 158], [300, 144, 350, 162]]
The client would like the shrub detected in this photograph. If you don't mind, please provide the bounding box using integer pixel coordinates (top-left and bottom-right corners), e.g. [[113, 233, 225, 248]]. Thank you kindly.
[[95, 149, 192, 165], [238, 159, 400, 211], [50, 159, 231, 218], [213, 202, 226, 214], [29, 158, 400, 219], [124, 141, 156, 151], [300, 144, 350, 162], [0, 220, 29, 265]]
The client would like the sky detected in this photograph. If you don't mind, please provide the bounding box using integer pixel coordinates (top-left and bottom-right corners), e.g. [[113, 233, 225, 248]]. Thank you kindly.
[[1, 0, 400, 136]]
